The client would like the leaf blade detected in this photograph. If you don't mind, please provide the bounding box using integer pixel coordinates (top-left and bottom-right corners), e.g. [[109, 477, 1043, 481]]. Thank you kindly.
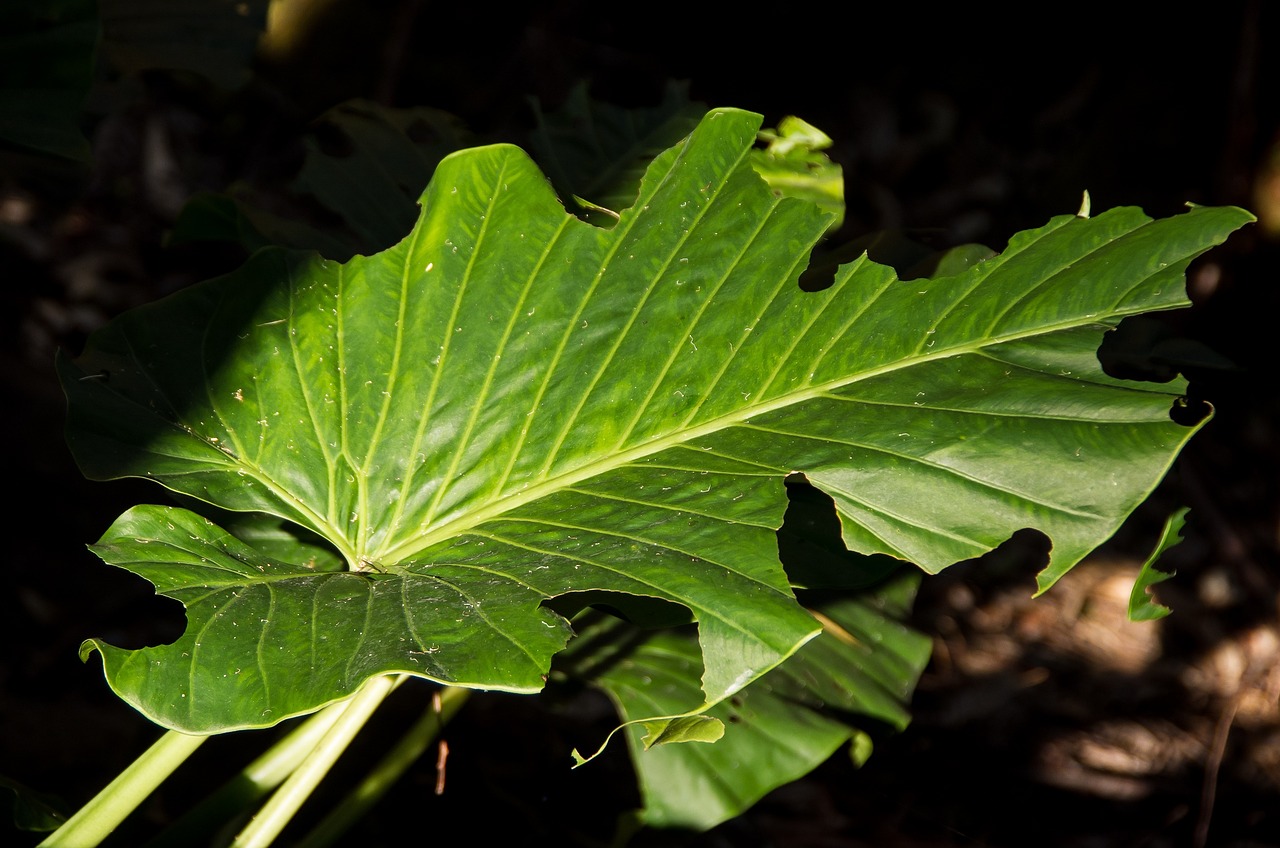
[[62, 108, 1252, 731]]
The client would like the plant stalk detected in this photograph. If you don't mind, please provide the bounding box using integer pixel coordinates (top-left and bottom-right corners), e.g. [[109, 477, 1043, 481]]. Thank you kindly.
[[230, 674, 400, 848], [38, 730, 206, 848], [142, 699, 352, 848], [293, 686, 470, 848]]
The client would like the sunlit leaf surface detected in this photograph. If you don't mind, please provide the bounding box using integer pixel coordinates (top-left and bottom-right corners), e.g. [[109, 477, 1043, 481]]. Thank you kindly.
[[61, 108, 1251, 732]]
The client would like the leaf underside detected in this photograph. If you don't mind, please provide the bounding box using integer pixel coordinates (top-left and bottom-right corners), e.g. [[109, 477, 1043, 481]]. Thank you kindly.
[[562, 570, 930, 829], [60, 107, 1252, 733]]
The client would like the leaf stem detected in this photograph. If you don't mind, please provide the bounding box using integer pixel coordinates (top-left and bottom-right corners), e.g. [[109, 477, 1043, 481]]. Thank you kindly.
[[142, 700, 352, 848], [37, 730, 206, 848], [293, 686, 471, 848], [230, 674, 400, 848]]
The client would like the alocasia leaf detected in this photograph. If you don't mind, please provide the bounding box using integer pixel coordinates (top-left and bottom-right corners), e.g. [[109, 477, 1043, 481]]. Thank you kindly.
[[60, 107, 1251, 733], [1, 774, 69, 832]]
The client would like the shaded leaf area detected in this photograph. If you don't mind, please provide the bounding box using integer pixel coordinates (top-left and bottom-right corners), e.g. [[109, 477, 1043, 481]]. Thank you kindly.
[[170, 85, 704, 261], [60, 107, 1249, 733], [529, 80, 707, 224], [170, 100, 474, 260], [293, 102, 472, 253], [171, 84, 845, 265], [211, 509, 346, 574], [560, 569, 928, 830], [801, 229, 998, 292]]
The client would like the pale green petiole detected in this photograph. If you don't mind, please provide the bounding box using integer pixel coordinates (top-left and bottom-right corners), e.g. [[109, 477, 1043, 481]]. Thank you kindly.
[[38, 729, 207, 848], [293, 686, 470, 848], [230, 674, 401, 848], [142, 698, 353, 848]]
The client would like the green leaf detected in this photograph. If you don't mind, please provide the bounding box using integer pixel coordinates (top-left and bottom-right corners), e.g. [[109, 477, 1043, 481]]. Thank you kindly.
[[564, 571, 930, 829], [77, 505, 571, 732], [212, 509, 346, 573], [1127, 506, 1188, 621], [61, 108, 1251, 733]]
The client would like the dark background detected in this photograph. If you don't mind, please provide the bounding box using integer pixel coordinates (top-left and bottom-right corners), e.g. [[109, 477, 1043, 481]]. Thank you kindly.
[[4, 2, 1279, 845]]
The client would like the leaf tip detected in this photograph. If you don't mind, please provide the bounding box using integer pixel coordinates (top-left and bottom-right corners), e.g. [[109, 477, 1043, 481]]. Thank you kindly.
[[77, 639, 101, 664]]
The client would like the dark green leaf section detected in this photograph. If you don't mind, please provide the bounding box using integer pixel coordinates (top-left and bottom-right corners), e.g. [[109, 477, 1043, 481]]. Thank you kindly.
[[292, 101, 473, 255], [213, 510, 345, 574], [799, 230, 997, 291], [529, 81, 705, 220], [568, 572, 929, 829], [171, 100, 474, 259], [62, 107, 1251, 732]]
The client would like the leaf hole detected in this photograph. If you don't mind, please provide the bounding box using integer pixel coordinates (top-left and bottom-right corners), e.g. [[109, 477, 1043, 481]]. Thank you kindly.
[[777, 475, 899, 591], [543, 591, 693, 630]]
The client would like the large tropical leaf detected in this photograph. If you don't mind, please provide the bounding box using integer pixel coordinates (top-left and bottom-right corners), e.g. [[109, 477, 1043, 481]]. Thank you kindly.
[[61, 108, 1251, 733]]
